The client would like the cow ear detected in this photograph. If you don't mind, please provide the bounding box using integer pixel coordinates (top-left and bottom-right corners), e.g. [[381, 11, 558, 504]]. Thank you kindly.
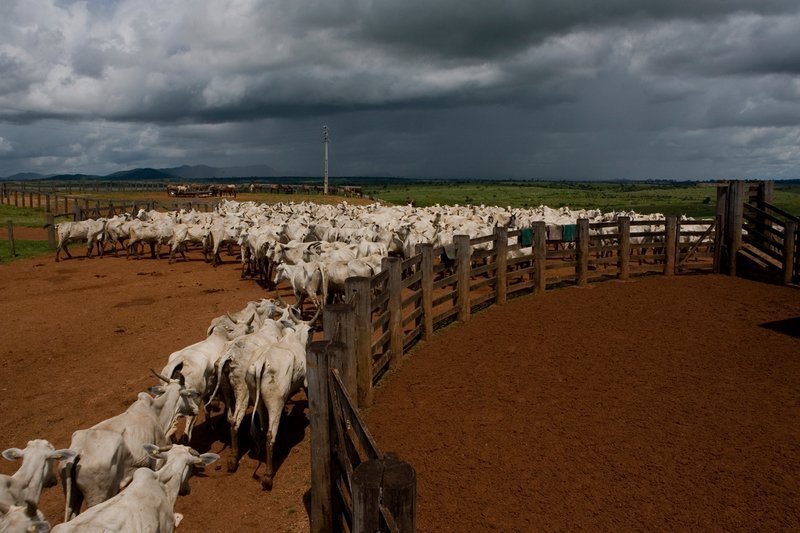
[[49, 449, 78, 462], [197, 452, 220, 466], [143, 444, 163, 458], [2, 448, 23, 461]]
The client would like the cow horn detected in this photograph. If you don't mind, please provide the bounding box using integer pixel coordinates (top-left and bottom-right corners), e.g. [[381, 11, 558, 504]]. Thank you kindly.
[[150, 368, 171, 383], [158, 444, 173, 453], [246, 312, 256, 326], [225, 312, 239, 324], [289, 304, 321, 326]]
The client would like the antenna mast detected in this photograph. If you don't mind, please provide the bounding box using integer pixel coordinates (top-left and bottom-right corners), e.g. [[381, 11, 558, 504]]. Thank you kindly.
[[323, 125, 329, 195]]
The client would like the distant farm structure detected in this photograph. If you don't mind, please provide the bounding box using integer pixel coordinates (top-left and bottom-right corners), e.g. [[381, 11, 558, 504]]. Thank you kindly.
[[166, 183, 238, 197]]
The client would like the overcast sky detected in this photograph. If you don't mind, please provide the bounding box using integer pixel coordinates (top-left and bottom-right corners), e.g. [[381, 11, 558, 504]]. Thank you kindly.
[[1, 0, 799, 179]]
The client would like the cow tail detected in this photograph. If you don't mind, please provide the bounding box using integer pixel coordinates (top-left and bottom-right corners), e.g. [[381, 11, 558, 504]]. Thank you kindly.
[[319, 263, 328, 307], [250, 361, 266, 440], [206, 355, 229, 409], [62, 458, 77, 523]]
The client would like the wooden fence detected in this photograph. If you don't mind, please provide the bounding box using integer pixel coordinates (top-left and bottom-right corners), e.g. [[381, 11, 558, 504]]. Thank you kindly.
[[306, 214, 717, 531], [307, 340, 415, 533], [330, 215, 717, 410], [0, 186, 220, 219], [717, 180, 798, 284]]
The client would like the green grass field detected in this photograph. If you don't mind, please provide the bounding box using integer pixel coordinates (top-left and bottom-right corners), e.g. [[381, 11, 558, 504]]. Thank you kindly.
[[0, 239, 51, 263], [362, 180, 800, 217], [0, 204, 49, 227]]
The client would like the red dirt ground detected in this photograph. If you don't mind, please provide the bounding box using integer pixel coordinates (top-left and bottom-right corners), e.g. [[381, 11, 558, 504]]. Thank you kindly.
[[365, 275, 800, 531], [0, 250, 311, 532], [2, 243, 799, 531]]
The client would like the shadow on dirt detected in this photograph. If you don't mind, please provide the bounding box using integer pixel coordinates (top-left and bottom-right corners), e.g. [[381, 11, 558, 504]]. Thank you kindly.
[[188, 394, 309, 482], [760, 316, 800, 339]]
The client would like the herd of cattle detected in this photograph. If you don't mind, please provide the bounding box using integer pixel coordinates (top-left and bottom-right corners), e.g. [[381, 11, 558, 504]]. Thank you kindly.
[[51, 199, 707, 312], [1, 296, 318, 532], [4, 200, 708, 531]]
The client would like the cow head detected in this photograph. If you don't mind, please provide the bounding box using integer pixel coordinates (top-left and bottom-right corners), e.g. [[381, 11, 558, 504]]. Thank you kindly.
[[149, 370, 203, 433], [2, 439, 77, 494], [144, 444, 219, 496], [0, 500, 49, 533]]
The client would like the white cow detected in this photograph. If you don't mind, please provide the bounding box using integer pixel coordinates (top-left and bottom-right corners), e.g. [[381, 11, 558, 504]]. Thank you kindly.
[[0, 501, 49, 533], [160, 315, 256, 442], [1, 440, 76, 518], [59, 375, 201, 522], [217, 307, 318, 474], [205, 299, 282, 337], [52, 445, 218, 533], [250, 320, 315, 489], [55, 219, 107, 262], [273, 261, 327, 311], [322, 258, 377, 302]]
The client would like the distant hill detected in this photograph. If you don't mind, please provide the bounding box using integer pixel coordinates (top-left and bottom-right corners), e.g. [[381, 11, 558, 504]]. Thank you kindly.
[[105, 168, 179, 181], [163, 164, 279, 179], [3, 172, 48, 181], [2, 163, 280, 181]]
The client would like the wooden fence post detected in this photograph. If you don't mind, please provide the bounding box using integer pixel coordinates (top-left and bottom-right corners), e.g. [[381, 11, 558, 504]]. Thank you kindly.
[[353, 460, 382, 533], [13, 190, 18, 207], [533, 221, 546, 294], [783, 221, 797, 285], [576, 218, 589, 286], [713, 214, 723, 274], [454, 234, 472, 322], [418, 244, 434, 339], [618, 216, 631, 280], [6, 220, 15, 258], [73, 199, 81, 221], [323, 303, 357, 399], [494, 226, 508, 305], [47, 214, 56, 250], [346, 276, 374, 408], [37, 192, 41, 208], [306, 341, 336, 533], [382, 454, 416, 533], [664, 215, 678, 276], [45, 193, 51, 213], [383, 257, 403, 371], [353, 455, 416, 533], [727, 180, 744, 276]]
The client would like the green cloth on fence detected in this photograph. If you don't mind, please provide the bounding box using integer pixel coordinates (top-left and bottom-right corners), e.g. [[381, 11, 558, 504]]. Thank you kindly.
[[520, 227, 534, 247], [562, 224, 577, 242]]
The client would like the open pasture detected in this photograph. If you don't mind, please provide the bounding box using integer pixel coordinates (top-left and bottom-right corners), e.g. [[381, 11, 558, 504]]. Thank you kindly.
[[362, 180, 800, 217]]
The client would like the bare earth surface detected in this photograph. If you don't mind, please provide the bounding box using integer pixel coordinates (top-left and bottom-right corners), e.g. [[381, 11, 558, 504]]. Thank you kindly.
[[0, 251, 311, 532], [2, 246, 800, 532], [365, 275, 800, 531]]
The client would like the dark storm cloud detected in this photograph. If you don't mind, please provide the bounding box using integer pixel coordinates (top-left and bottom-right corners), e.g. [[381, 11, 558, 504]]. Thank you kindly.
[[343, 0, 798, 60], [0, 0, 799, 178]]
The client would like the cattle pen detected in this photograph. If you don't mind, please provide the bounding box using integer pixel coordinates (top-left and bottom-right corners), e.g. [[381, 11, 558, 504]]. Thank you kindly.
[[0, 179, 797, 532], [302, 180, 798, 531]]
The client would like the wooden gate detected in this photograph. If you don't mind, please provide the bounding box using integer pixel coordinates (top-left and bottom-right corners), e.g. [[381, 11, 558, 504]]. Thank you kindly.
[[717, 180, 798, 284]]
